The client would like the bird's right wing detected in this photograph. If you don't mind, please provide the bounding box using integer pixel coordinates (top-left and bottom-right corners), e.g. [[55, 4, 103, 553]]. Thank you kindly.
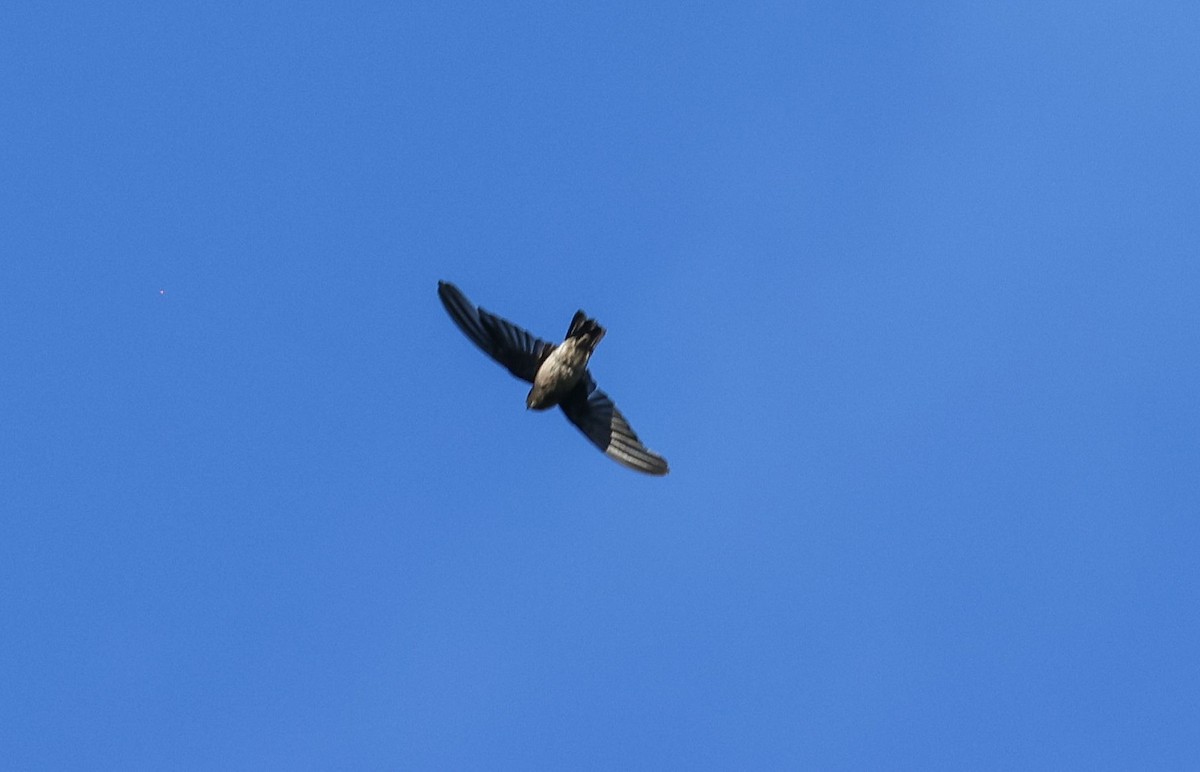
[[438, 281, 556, 383], [560, 375, 669, 475]]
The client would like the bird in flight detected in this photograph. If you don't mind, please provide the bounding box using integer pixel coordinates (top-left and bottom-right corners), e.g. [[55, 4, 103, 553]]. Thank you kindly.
[[437, 281, 669, 475]]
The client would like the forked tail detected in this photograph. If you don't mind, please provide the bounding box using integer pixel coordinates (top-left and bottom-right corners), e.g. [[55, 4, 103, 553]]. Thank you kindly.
[[566, 310, 606, 350]]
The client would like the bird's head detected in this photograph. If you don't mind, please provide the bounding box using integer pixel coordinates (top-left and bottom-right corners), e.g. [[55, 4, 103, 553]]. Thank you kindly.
[[526, 388, 552, 411]]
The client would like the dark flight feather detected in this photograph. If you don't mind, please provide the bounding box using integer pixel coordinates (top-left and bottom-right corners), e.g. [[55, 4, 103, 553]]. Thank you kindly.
[[437, 281, 555, 383], [560, 375, 669, 476]]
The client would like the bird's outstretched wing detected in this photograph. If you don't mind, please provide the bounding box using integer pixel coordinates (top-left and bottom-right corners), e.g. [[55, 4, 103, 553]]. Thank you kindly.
[[438, 281, 556, 383], [560, 374, 669, 475]]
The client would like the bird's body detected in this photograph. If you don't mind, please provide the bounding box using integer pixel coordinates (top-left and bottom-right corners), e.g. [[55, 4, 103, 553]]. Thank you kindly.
[[526, 312, 605, 410], [437, 281, 668, 475], [527, 339, 589, 410]]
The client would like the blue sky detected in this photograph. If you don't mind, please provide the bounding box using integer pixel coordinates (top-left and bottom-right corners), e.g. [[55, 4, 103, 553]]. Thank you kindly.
[[2, 1, 1197, 768]]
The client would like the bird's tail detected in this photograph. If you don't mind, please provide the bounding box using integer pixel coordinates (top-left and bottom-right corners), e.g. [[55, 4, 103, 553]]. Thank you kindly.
[[566, 311, 606, 350]]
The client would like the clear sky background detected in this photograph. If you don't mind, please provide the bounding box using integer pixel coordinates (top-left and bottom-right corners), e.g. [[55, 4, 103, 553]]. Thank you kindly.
[[2, 2, 1197, 769]]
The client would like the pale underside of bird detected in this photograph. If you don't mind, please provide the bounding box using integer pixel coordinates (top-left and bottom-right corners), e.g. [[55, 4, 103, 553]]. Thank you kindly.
[[437, 281, 669, 476]]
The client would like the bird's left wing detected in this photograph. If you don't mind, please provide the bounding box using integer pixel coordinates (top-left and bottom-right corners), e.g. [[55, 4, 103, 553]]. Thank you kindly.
[[438, 281, 556, 383], [560, 374, 669, 475]]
